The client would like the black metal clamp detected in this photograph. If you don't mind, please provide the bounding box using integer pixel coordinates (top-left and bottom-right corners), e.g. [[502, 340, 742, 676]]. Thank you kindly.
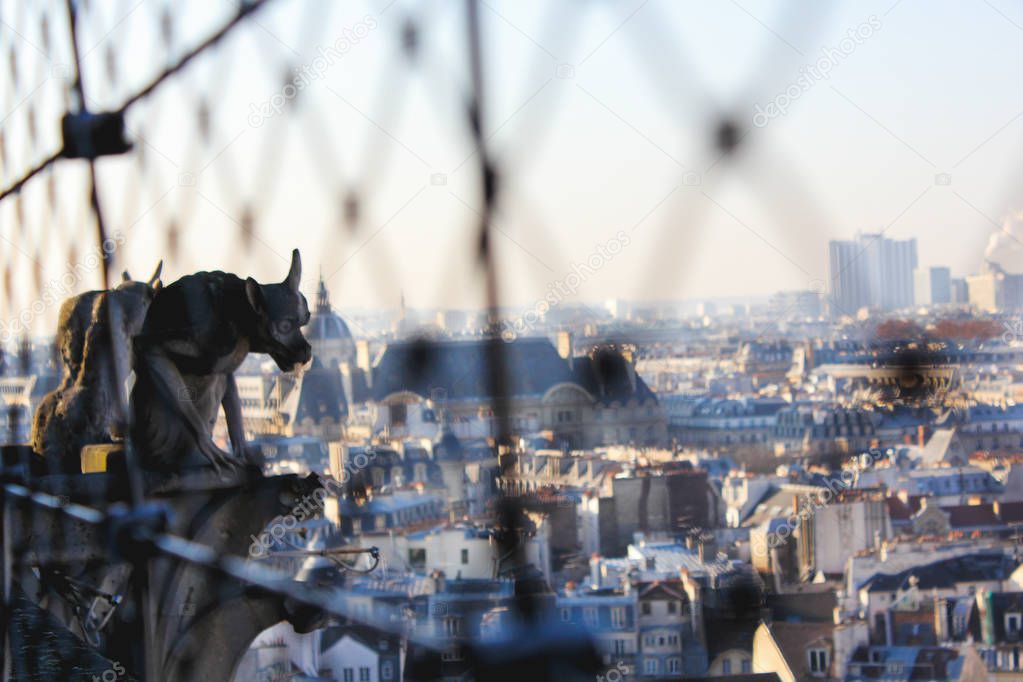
[[61, 111, 133, 160]]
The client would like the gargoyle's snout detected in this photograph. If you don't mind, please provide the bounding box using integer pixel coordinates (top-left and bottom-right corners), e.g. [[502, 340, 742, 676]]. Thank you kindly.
[[296, 341, 312, 365], [270, 339, 311, 373]]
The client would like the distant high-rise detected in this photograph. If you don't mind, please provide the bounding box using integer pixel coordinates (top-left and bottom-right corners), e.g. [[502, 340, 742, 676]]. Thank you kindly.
[[914, 266, 951, 306], [950, 277, 969, 304], [828, 233, 918, 315], [696, 301, 717, 317], [967, 263, 1023, 312], [604, 298, 630, 319]]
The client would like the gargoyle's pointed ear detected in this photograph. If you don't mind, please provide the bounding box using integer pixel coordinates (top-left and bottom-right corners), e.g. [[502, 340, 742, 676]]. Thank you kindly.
[[122, 270, 132, 282], [148, 260, 163, 287], [284, 249, 301, 292], [245, 277, 264, 314]]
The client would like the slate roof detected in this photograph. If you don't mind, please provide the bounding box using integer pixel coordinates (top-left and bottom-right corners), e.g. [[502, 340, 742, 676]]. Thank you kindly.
[[636, 581, 688, 602], [766, 589, 837, 623], [347, 366, 372, 404], [1000, 501, 1023, 523], [847, 646, 963, 681], [293, 357, 348, 422], [433, 427, 464, 462], [571, 349, 658, 405], [912, 501, 1023, 530], [628, 542, 732, 577], [863, 552, 1019, 593], [704, 618, 758, 659], [940, 504, 1002, 530], [763, 621, 835, 678], [682, 397, 788, 419], [371, 338, 573, 402], [958, 403, 1023, 423], [369, 337, 657, 405]]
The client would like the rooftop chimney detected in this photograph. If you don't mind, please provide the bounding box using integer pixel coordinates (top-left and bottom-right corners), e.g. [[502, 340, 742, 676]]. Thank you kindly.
[[556, 330, 573, 369], [356, 339, 373, 388]]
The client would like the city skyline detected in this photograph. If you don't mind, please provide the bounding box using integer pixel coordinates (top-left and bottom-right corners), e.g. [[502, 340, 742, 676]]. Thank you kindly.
[[6, 0, 1023, 334], [9, 2, 1023, 678]]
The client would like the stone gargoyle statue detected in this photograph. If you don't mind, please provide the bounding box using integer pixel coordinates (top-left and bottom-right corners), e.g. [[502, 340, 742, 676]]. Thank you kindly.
[[31, 263, 164, 472], [130, 250, 312, 473]]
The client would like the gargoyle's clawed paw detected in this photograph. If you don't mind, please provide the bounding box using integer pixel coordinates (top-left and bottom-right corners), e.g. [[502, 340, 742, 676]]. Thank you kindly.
[[199, 440, 240, 477]]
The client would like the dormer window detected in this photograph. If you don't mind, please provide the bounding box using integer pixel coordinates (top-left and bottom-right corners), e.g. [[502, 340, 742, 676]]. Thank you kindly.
[[442, 616, 462, 637], [808, 648, 829, 676], [1006, 612, 1022, 635]]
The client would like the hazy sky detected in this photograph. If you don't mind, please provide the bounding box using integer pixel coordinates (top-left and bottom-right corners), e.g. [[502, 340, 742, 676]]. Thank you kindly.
[[5, 0, 1023, 332]]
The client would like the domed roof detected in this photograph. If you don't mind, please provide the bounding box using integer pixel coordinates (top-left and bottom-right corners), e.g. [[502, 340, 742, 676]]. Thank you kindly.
[[308, 311, 353, 341], [306, 278, 354, 343], [434, 422, 465, 462]]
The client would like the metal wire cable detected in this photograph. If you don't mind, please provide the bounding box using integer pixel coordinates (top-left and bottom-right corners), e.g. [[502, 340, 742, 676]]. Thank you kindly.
[[0, 0, 882, 678]]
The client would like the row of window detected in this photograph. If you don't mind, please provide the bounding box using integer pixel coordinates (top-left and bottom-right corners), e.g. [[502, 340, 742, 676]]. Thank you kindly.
[[560, 605, 631, 629], [408, 548, 471, 571], [808, 648, 829, 674], [640, 600, 680, 616], [339, 667, 371, 682], [642, 633, 680, 648], [360, 501, 444, 531], [642, 657, 681, 675], [720, 659, 752, 675], [365, 464, 431, 487], [557, 409, 659, 423], [561, 605, 688, 632]]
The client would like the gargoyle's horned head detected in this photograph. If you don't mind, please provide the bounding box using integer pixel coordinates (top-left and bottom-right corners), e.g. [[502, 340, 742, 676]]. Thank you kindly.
[[114, 261, 164, 333], [117, 260, 163, 299], [245, 249, 312, 372]]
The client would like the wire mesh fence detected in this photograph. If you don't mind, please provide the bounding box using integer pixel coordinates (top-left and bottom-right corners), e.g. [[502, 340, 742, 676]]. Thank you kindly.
[[2, 0, 1012, 680], [0, 0, 620, 678]]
